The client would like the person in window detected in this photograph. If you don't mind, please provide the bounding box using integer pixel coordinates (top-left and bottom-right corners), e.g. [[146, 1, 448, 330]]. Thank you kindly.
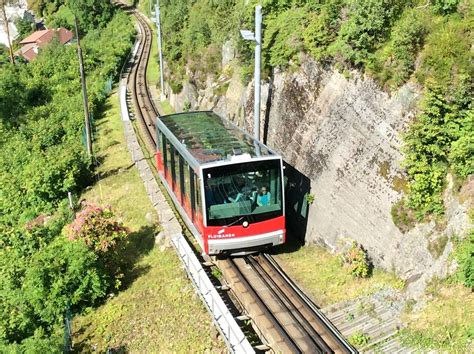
[[256, 186, 271, 206], [228, 179, 249, 203]]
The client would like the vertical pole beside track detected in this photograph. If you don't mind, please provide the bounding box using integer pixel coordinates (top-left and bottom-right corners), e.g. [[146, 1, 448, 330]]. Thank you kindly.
[[155, 0, 165, 101], [74, 16, 92, 157], [254, 5, 262, 143]]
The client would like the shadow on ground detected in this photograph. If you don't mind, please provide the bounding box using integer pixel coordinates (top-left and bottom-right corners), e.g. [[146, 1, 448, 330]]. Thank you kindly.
[[120, 224, 157, 288]]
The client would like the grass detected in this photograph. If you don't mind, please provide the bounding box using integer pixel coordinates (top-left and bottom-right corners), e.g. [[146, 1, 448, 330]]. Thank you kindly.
[[400, 284, 474, 353], [274, 245, 404, 307], [72, 88, 223, 352]]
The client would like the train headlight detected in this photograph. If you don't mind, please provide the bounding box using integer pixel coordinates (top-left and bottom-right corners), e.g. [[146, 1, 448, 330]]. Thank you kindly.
[[242, 221, 249, 228]]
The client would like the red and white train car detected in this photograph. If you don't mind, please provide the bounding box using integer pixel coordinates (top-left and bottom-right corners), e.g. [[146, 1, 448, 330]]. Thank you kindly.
[[155, 111, 285, 255]]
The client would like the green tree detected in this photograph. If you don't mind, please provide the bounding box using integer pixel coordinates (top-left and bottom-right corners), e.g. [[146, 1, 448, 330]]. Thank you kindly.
[[15, 15, 35, 38], [66, 0, 114, 32], [329, 0, 406, 66]]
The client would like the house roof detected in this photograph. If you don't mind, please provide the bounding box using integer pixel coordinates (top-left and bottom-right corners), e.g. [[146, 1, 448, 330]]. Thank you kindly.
[[17, 27, 74, 61], [57, 28, 73, 44], [19, 29, 51, 45], [19, 28, 73, 46], [15, 42, 37, 62]]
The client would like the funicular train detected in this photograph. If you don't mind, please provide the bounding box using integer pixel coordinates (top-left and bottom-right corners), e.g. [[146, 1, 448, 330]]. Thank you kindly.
[[155, 111, 286, 255]]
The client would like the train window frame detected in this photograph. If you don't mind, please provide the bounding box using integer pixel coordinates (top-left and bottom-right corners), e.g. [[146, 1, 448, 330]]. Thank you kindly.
[[202, 158, 283, 227], [161, 133, 168, 178]]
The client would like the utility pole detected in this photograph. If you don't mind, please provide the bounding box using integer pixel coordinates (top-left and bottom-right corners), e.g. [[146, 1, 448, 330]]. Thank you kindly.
[[74, 16, 92, 157], [155, 0, 165, 100], [240, 5, 262, 142], [0, 1, 15, 65]]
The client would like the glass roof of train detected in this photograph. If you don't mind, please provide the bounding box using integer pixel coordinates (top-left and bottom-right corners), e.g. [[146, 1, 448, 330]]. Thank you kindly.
[[159, 111, 276, 165]]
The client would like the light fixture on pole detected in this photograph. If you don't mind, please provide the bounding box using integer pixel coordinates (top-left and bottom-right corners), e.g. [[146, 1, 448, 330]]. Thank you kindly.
[[240, 5, 262, 142]]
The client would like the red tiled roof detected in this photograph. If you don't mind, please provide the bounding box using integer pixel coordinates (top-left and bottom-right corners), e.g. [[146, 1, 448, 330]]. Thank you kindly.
[[22, 46, 37, 62], [20, 28, 74, 46], [19, 29, 51, 45], [17, 27, 74, 62], [57, 28, 73, 44]]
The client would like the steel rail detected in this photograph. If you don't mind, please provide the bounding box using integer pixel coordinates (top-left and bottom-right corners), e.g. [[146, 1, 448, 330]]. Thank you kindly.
[[226, 258, 301, 353], [262, 253, 357, 353], [247, 255, 331, 352]]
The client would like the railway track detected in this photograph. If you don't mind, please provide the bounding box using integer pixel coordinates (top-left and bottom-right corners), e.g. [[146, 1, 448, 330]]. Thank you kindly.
[[124, 5, 356, 353], [218, 254, 356, 353]]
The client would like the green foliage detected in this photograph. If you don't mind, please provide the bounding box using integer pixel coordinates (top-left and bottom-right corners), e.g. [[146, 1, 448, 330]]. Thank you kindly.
[[340, 241, 372, 278], [66, 0, 114, 32], [402, 79, 472, 217], [23, 237, 108, 326], [452, 230, 474, 288], [369, 8, 428, 87], [349, 331, 370, 346], [263, 7, 307, 67], [328, 0, 406, 66], [14, 16, 35, 39], [415, 13, 472, 87], [66, 204, 129, 289], [305, 193, 315, 205], [0, 5, 135, 349], [391, 199, 416, 232], [431, 0, 461, 14], [302, 0, 343, 61], [0, 44, 9, 65], [46, 5, 75, 30]]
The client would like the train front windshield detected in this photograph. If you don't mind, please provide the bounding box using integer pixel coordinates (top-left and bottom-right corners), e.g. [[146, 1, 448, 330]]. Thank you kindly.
[[203, 159, 283, 226]]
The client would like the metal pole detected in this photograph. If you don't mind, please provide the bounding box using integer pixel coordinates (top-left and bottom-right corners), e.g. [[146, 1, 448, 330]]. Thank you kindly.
[[155, 0, 165, 100], [254, 5, 262, 142], [74, 16, 92, 157]]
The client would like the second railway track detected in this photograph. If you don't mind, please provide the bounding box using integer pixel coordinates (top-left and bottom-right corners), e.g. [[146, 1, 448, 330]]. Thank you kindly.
[[124, 5, 356, 353]]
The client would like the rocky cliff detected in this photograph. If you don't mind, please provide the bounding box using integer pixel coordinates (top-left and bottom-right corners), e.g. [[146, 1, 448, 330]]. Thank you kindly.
[[163, 53, 472, 297]]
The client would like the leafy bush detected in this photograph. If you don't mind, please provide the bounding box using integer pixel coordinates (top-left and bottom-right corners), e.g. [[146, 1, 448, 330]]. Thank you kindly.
[[23, 237, 108, 327], [328, 0, 406, 67], [453, 230, 474, 288], [402, 79, 472, 217], [431, 0, 461, 14], [349, 331, 371, 346], [369, 8, 428, 87], [66, 204, 129, 289], [391, 199, 416, 232], [302, 0, 343, 61], [340, 241, 372, 278], [415, 15, 472, 87], [263, 7, 307, 67]]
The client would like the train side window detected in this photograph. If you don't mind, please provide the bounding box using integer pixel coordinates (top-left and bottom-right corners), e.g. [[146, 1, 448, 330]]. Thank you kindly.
[[190, 168, 196, 221], [179, 156, 185, 203], [195, 176, 201, 211], [183, 159, 190, 200], [165, 138, 173, 180], [173, 146, 180, 193], [161, 134, 167, 176], [169, 144, 175, 187]]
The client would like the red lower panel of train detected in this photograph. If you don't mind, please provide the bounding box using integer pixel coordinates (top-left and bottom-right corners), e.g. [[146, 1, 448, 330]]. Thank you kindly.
[[203, 216, 286, 253]]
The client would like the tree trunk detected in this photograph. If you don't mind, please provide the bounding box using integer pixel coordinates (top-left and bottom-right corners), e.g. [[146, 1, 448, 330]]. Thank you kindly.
[[0, 1, 15, 65]]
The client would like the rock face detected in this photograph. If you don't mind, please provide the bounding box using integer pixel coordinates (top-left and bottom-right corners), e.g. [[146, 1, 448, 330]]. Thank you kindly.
[[0, 0, 28, 47], [164, 57, 472, 297]]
